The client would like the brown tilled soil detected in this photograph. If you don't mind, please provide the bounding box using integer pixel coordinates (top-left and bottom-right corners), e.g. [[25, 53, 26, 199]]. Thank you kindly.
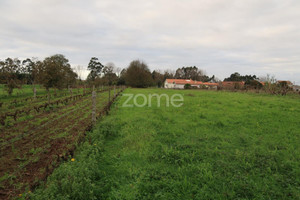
[[0, 90, 122, 200]]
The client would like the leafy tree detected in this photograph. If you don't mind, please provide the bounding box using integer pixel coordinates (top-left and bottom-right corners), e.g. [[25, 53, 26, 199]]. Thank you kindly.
[[65, 67, 78, 88], [0, 58, 21, 95], [175, 66, 203, 80], [152, 70, 164, 87], [207, 75, 220, 83], [0, 60, 5, 84], [224, 72, 242, 81], [245, 80, 263, 89], [102, 63, 118, 85], [87, 57, 104, 82], [277, 81, 291, 96], [21, 58, 42, 85], [224, 72, 257, 82], [117, 69, 126, 85], [184, 84, 191, 89], [125, 60, 153, 88], [163, 70, 175, 80], [40, 54, 76, 90], [174, 66, 216, 82], [22, 58, 34, 84]]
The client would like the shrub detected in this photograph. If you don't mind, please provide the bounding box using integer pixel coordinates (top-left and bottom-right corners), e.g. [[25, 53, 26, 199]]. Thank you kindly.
[[184, 84, 191, 89]]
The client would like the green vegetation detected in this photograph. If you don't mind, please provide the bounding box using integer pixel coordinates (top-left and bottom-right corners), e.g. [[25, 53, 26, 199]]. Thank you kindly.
[[0, 84, 84, 103], [30, 89, 300, 199], [0, 84, 123, 198], [0, 84, 43, 101]]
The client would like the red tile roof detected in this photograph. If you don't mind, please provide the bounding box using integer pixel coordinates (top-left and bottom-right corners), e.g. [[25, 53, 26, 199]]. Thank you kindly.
[[277, 80, 293, 85], [166, 79, 203, 85], [165, 79, 218, 86]]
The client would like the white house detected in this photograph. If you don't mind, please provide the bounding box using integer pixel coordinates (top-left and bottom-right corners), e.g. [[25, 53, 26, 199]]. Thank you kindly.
[[164, 79, 218, 89]]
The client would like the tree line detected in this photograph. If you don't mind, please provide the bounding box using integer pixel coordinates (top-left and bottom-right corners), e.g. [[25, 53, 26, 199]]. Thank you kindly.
[[0, 55, 77, 95], [1, 54, 291, 96], [92, 60, 219, 88]]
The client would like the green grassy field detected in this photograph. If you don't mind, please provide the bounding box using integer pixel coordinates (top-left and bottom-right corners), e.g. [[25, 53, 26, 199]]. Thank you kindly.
[[0, 84, 119, 199], [0, 84, 46, 102], [29, 88, 300, 199], [0, 84, 85, 103]]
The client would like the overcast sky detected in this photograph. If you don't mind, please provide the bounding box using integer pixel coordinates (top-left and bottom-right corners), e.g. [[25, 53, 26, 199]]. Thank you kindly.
[[0, 0, 299, 84]]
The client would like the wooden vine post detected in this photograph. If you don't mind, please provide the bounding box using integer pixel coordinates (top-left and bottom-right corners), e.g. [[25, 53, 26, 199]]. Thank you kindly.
[[108, 86, 111, 102], [114, 85, 116, 97], [47, 89, 50, 104], [92, 86, 96, 125], [33, 85, 36, 99]]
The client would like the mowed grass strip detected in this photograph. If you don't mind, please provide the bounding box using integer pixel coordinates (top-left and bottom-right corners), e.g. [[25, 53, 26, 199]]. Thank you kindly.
[[30, 89, 300, 200]]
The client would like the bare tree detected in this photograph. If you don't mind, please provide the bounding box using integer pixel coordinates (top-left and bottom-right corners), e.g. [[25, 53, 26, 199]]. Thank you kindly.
[[264, 74, 277, 94], [115, 67, 122, 78], [73, 65, 84, 80]]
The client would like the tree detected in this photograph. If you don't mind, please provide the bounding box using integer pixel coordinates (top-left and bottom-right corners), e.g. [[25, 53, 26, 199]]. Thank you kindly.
[[208, 75, 220, 83], [0, 60, 4, 84], [22, 57, 42, 85], [115, 67, 122, 77], [22, 58, 42, 98], [40, 54, 76, 90], [184, 84, 191, 89], [263, 74, 277, 94], [87, 57, 104, 82], [245, 80, 263, 90], [65, 67, 78, 88], [152, 70, 164, 87], [125, 60, 153, 88], [22, 58, 34, 84], [174, 66, 215, 82], [224, 72, 257, 82], [73, 65, 84, 81], [163, 70, 175, 80], [277, 81, 291, 96], [117, 69, 126, 85], [102, 63, 118, 85], [224, 72, 242, 81], [0, 58, 21, 95], [175, 66, 203, 80]]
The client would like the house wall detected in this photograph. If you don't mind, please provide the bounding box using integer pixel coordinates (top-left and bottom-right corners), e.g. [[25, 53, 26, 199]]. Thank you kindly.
[[293, 85, 300, 91], [164, 81, 169, 88], [191, 84, 200, 88], [174, 84, 185, 89], [164, 81, 176, 88], [164, 81, 185, 89], [164, 79, 219, 89]]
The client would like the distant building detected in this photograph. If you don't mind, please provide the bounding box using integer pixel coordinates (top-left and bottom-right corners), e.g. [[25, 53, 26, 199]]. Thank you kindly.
[[293, 85, 300, 92], [277, 81, 293, 87], [164, 79, 218, 89], [221, 81, 245, 89]]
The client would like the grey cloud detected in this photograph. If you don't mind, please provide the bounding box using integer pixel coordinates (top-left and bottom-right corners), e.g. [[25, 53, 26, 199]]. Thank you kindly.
[[0, 0, 300, 84]]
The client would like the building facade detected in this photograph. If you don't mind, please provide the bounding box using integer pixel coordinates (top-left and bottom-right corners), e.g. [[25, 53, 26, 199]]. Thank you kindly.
[[164, 79, 218, 89]]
